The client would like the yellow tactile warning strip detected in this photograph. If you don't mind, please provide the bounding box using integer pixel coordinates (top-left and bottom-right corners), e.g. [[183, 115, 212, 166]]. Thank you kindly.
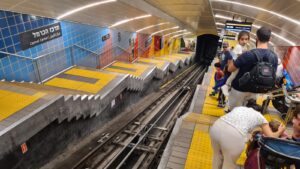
[[0, 89, 46, 121], [202, 68, 225, 117], [185, 131, 213, 169], [104, 62, 149, 77], [45, 68, 116, 94], [137, 58, 166, 69]]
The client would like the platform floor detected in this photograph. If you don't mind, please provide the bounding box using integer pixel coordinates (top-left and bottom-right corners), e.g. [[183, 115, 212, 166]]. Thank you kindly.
[[161, 67, 286, 169], [153, 56, 182, 65], [44, 67, 117, 94], [135, 57, 169, 71], [0, 82, 55, 130], [103, 61, 155, 78]]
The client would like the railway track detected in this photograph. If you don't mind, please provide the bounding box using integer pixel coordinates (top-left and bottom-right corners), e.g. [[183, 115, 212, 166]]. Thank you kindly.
[[71, 64, 206, 169]]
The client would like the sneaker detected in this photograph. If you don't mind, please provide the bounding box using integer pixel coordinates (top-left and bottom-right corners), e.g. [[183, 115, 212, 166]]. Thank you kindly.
[[217, 102, 225, 108], [209, 91, 217, 96]]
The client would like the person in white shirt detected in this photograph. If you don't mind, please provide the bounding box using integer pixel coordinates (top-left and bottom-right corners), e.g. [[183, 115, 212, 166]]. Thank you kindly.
[[209, 106, 286, 169]]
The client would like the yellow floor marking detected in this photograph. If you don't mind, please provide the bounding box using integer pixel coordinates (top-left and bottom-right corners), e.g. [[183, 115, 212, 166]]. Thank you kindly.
[[65, 68, 116, 83], [104, 62, 149, 77], [45, 78, 106, 94], [45, 68, 115, 93], [202, 104, 225, 117], [0, 90, 46, 121], [104, 67, 142, 77], [154, 56, 179, 63], [185, 131, 213, 169], [138, 58, 165, 69]]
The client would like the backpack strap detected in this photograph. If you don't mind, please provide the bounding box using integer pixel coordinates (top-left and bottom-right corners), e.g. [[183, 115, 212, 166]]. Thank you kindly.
[[252, 50, 262, 63]]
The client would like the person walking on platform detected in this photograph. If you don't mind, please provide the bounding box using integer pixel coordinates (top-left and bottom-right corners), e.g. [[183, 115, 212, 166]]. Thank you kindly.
[[227, 27, 278, 110], [209, 105, 286, 169]]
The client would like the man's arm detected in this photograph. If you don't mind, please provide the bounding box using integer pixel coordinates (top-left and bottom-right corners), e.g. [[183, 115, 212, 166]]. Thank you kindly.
[[228, 61, 237, 72]]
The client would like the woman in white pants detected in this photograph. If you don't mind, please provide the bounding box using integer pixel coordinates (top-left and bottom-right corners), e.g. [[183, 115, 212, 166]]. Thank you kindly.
[[209, 106, 286, 169]]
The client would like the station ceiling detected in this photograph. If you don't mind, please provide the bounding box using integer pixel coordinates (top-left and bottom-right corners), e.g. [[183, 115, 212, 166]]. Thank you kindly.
[[0, 0, 299, 45]]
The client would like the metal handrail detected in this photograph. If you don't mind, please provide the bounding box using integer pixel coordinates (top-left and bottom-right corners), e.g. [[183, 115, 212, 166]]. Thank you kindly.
[[34, 46, 74, 59], [97, 45, 131, 55], [73, 45, 98, 56], [0, 44, 131, 61], [0, 51, 33, 60]]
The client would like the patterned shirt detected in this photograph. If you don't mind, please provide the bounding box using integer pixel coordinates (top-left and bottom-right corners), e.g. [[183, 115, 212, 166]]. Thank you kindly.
[[221, 107, 268, 136]]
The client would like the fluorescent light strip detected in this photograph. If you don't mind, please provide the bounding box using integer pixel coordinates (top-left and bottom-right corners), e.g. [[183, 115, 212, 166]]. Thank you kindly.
[[216, 22, 225, 26], [150, 26, 179, 36], [212, 0, 300, 26], [170, 32, 191, 39], [252, 24, 295, 46], [109, 14, 151, 28], [215, 14, 242, 22], [163, 29, 187, 37], [136, 22, 169, 33], [56, 0, 116, 19]]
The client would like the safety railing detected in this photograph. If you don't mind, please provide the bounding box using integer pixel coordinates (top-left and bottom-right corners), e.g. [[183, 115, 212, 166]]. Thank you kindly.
[[0, 44, 132, 83]]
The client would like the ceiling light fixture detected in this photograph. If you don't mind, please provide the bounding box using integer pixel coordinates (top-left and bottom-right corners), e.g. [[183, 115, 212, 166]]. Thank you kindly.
[[109, 14, 152, 28], [216, 22, 225, 26], [56, 0, 116, 20], [163, 29, 187, 37], [170, 32, 191, 39], [136, 22, 169, 33], [212, 0, 300, 26], [215, 14, 242, 22], [150, 26, 179, 36]]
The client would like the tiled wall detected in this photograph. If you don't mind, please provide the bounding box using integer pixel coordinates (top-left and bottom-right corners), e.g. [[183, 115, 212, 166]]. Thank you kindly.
[[0, 9, 150, 82]]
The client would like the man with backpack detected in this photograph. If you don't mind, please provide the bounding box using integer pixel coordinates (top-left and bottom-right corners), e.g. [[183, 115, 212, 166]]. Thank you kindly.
[[227, 27, 278, 110]]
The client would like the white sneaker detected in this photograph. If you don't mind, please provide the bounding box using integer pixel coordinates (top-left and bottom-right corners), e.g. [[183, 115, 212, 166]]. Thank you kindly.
[[221, 85, 229, 97]]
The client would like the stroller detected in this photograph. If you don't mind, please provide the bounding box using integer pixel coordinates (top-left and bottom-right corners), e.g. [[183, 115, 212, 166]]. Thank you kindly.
[[245, 134, 300, 169], [262, 85, 300, 124]]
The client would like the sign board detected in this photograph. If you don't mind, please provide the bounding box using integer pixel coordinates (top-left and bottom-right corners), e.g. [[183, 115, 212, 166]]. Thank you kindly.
[[20, 22, 62, 50], [225, 21, 252, 33], [102, 34, 110, 42]]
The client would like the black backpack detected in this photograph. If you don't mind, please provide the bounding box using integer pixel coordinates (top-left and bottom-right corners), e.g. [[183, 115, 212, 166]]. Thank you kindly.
[[238, 50, 276, 93]]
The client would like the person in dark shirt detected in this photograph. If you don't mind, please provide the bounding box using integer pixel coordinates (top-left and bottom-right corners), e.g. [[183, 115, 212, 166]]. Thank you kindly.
[[220, 42, 233, 70], [228, 27, 278, 110]]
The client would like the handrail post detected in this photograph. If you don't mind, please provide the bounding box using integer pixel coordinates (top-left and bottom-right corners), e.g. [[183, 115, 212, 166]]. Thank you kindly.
[[33, 59, 42, 83], [71, 46, 75, 66]]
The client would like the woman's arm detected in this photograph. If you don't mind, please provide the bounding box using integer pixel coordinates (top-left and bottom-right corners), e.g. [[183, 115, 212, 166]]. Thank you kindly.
[[261, 123, 286, 138]]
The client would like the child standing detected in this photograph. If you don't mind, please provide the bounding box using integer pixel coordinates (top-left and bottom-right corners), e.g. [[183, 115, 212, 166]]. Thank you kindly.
[[210, 62, 224, 96]]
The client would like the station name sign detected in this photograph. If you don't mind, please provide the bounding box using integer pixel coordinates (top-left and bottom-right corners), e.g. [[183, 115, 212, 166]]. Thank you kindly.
[[225, 21, 252, 32], [102, 34, 110, 42], [20, 22, 62, 50]]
